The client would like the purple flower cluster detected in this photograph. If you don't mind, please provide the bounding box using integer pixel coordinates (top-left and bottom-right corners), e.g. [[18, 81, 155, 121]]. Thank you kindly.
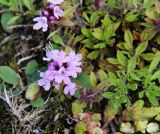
[[33, 0, 64, 32], [38, 50, 82, 95]]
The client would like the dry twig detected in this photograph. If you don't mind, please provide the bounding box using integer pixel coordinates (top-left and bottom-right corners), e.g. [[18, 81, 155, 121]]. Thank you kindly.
[[0, 33, 18, 47], [17, 54, 37, 65], [0, 88, 46, 133]]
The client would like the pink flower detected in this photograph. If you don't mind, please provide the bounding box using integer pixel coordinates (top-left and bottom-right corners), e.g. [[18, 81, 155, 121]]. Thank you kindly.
[[64, 83, 76, 95], [48, 0, 64, 5], [38, 71, 61, 91], [33, 0, 64, 32], [53, 6, 64, 19], [38, 72, 52, 91], [43, 50, 69, 66], [33, 17, 48, 32], [53, 66, 71, 84], [66, 51, 82, 78], [38, 49, 82, 95], [38, 79, 51, 91], [68, 51, 82, 66]]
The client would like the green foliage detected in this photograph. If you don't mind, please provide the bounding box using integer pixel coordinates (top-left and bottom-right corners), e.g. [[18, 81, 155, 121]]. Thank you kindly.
[[0, 66, 19, 84], [104, 101, 121, 122], [72, 100, 87, 118], [25, 60, 40, 84], [30, 97, 44, 108], [120, 100, 160, 133], [75, 73, 91, 89], [1, 12, 14, 30], [50, 34, 65, 47], [90, 72, 97, 87], [123, 100, 160, 121], [25, 83, 40, 101], [0, 0, 37, 32], [97, 69, 108, 81], [75, 122, 86, 134], [2, 0, 160, 132], [23, 0, 34, 11], [87, 50, 100, 60], [81, 13, 120, 61], [124, 30, 133, 50]]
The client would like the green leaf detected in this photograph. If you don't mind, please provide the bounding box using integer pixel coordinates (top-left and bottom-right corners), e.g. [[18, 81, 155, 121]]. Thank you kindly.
[[0, 0, 10, 6], [90, 11, 101, 26], [90, 72, 97, 87], [87, 50, 100, 60], [51, 34, 65, 47], [140, 53, 155, 61], [97, 69, 108, 81], [145, 8, 158, 20], [30, 97, 44, 108], [81, 27, 92, 38], [127, 56, 137, 73], [102, 92, 114, 99], [92, 28, 104, 40], [155, 0, 160, 14], [125, 13, 138, 22], [1, 12, 14, 30], [93, 42, 105, 49], [117, 51, 126, 66], [25, 60, 38, 74], [151, 70, 160, 80], [148, 57, 159, 73], [23, 0, 33, 10], [134, 120, 148, 133], [130, 72, 141, 81], [74, 90, 80, 98], [76, 73, 91, 88], [107, 58, 119, 64], [135, 41, 148, 55], [101, 14, 112, 26], [108, 72, 117, 86], [144, 75, 152, 86], [155, 114, 160, 121], [7, 16, 21, 25], [124, 30, 133, 50], [72, 101, 87, 117], [146, 91, 159, 106], [25, 83, 40, 100], [9, 0, 20, 9], [140, 29, 157, 42], [72, 102, 87, 113], [104, 24, 114, 39], [143, 0, 154, 8], [25, 60, 39, 84], [47, 29, 60, 39], [117, 79, 125, 89], [100, 43, 106, 48], [75, 122, 86, 134], [45, 43, 60, 51], [81, 39, 93, 48], [141, 23, 154, 28], [113, 22, 121, 32], [112, 99, 121, 109], [82, 12, 90, 23], [72, 0, 81, 4], [127, 83, 137, 91], [107, 0, 116, 9], [0, 66, 19, 84], [139, 91, 145, 98]]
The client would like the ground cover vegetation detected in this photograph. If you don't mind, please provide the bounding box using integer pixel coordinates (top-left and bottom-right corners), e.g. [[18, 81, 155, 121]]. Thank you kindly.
[[0, 0, 160, 133]]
